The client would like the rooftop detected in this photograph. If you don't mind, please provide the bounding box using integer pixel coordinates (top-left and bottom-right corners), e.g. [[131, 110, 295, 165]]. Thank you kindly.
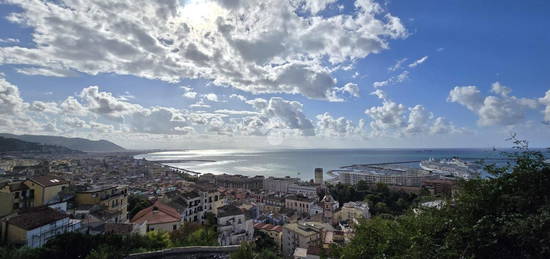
[[217, 205, 244, 218], [8, 207, 68, 230], [29, 175, 68, 187], [131, 200, 181, 225]]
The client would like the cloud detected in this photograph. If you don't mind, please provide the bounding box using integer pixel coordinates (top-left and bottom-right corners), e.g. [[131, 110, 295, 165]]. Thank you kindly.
[[300, 0, 338, 14], [215, 109, 259, 115], [30, 101, 62, 114], [0, 0, 406, 100], [229, 94, 247, 102], [388, 58, 407, 72], [204, 93, 219, 102], [315, 112, 365, 137], [448, 82, 540, 126], [0, 38, 19, 44], [328, 82, 360, 101], [539, 90, 550, 122], [408, 56, 428, 68], [373, 70, 409, 87], [0, 76, 27, 115], [366, 89, 463, 136]]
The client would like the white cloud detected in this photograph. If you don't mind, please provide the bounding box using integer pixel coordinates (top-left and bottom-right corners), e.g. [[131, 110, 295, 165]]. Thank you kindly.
[[0, 76, 27, 115], [328, 82, 360, 101], [215, 109, 259, 115], [229, 94, 247, 102], [408, 56, 428, 68], [315, 112, 365, 137], [373, 70, 409, 87], [300, 0, 338, 14], [30, 101, 62, 114], [204, 93, 219, 102], [366, 89, 463, 136], [0, 38, 19, 44], [183, 92, 198, 99], [448, 82, 540, 126], [539, 90, 550, 122], [0, 0, 406, 100], [388, 58, 407, 72]]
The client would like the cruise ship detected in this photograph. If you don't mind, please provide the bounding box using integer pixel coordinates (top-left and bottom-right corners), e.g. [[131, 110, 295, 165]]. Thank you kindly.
[[419, 158, 481, 179]]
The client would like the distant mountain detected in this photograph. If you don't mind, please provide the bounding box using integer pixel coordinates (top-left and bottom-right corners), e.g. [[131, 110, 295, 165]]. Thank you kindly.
[[0, 134, 125, 152], [0, 136, 82, 154]]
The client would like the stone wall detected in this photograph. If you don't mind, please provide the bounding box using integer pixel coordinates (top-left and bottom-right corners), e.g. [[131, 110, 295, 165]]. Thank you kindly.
[[125, 245, 240, 259]]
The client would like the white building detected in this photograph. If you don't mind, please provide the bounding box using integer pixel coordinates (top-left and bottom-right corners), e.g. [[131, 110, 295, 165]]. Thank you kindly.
[[338, 168, 432, 187], [263, 177, 300, 193], [217, 205, 254, 246], [5, 207, 81, 248]]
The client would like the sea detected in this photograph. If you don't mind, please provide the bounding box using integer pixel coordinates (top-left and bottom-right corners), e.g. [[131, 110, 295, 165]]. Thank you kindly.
[[135, 148, 550, 181]]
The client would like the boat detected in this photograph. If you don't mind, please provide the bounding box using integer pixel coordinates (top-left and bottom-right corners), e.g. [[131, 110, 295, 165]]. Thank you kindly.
[[420, 157, 481, 179]]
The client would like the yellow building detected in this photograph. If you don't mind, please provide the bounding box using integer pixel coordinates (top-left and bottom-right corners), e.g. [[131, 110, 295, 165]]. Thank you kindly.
[[24, 176, 68, 207], [0, 181, 35, 217], [75, 185, 129, 223]]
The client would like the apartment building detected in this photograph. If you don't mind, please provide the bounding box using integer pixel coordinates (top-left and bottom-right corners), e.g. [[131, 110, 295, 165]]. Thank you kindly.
[[162, 188, 223, 224], [24, 175, 69, 206], [0, 181, 34, 217], [285, 195, 315, 215], [217, 205, 254, 246], [75, 185, 129, 223], [282, 222, 334, 257]]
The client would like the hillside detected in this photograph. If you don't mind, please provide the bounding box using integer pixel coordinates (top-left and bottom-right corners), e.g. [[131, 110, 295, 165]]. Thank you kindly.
[[0, 137, 82, 154], [0, 133, 125, 152]]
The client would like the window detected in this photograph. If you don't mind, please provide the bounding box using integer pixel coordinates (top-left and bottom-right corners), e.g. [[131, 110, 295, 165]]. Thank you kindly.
[[173, 224, 177, 230], [14, 192, 19, 198]]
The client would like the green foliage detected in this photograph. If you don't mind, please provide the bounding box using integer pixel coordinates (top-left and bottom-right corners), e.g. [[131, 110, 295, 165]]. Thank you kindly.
[[230, 241, 279, 259], [333, 142, 550, 259], [127, 194, 151, 219], [328, 181, 418, 216], [0, 225, 220, 259], [0, 245, 46, 259]]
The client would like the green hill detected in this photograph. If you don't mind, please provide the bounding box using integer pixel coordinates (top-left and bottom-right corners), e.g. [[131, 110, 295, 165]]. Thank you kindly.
[[0, 136, 82, 154], [0, 133, 125, 152]]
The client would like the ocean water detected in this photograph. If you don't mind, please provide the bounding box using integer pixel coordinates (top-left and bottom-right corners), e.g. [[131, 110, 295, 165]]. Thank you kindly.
[[134, 148, 549, 180]]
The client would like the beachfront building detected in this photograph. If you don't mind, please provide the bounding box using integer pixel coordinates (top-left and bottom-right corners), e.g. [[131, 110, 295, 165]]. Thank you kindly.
[[214, 174, 264, 190], [263, 177, 300, 193], [338, 167, 433, 187]]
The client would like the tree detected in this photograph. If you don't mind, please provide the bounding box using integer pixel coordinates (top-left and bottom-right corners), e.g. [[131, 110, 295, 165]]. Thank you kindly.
[[333, 140, 550, 258], [127, 195, 151, 219]]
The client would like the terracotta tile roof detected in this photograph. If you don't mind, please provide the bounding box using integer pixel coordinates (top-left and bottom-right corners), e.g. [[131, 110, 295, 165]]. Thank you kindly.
[[130, 200, 180, 225], [29, 175, 68, 187], [8, 207, 68, 230]]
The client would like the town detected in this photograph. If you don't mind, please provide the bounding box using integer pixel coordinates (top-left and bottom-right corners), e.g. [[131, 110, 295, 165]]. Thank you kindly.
[[0, 151, 457, 258]]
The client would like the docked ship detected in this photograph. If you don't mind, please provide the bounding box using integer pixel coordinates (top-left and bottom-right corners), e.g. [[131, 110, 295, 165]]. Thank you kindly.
[[420, 158, 481, 179]]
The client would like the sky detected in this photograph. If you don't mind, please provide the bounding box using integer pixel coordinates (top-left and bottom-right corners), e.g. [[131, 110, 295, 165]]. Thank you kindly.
[[0, 0, 549, 149]]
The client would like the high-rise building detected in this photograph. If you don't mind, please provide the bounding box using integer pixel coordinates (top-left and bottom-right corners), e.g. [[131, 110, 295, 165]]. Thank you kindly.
[[314, 168, 323, 185]]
